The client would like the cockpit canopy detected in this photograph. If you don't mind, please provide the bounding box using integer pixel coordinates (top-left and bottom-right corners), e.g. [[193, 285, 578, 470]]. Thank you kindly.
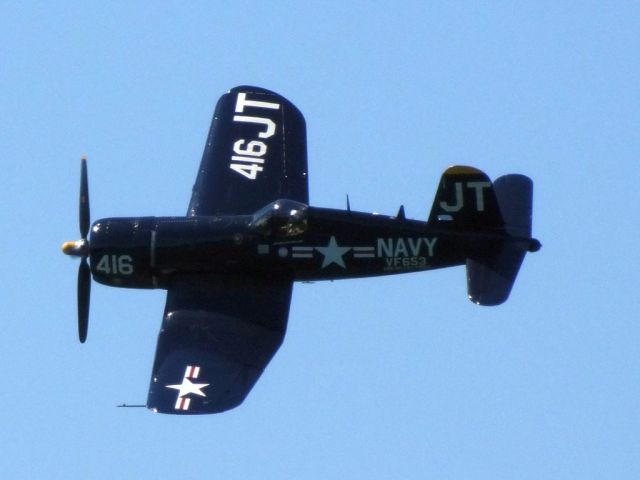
[[251, 199, 308, 238]]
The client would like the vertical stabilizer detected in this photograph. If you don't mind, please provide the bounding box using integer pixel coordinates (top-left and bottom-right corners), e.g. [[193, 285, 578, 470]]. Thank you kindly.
[[427, 166, 504, 232]]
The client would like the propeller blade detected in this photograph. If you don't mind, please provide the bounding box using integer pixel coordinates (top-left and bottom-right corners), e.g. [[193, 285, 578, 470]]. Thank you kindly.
[[79, 156, 90, 239], [78, 258, 91, 343]]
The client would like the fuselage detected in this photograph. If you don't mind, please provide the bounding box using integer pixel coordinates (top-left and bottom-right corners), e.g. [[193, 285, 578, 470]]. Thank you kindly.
[[88, 201, 510, 290]]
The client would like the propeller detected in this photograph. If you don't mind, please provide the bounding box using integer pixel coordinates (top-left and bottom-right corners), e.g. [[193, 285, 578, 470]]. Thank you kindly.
[[62, 156, 91, 343]]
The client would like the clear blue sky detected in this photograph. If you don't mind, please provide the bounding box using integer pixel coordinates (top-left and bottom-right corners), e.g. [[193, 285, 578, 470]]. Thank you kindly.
[[2, 2, 639, 478]]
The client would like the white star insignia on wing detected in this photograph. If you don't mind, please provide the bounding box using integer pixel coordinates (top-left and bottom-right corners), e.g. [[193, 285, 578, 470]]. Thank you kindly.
[[315, 236, 351, 268], [166, 377, 209, 398]]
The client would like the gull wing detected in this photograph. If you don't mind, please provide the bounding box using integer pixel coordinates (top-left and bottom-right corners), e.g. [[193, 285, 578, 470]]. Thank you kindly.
[[147, 275, 292, 414], [188, 85, 308, 216]]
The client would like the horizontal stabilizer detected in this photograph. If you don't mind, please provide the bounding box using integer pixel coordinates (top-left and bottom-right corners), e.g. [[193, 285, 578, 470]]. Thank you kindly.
[[466, 172, 536, 305], [467, 245, 526, 305]]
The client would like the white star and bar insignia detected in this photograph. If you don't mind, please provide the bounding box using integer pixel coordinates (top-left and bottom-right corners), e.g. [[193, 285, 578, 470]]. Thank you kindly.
[[257, 236, 355, 269], [315, 236, 351, 268], [166, 365, 209, 411]]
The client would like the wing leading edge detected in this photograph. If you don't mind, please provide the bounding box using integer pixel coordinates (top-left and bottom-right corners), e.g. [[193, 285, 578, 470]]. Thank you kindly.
[[147, 275, 293, 414], [188, 85, 308, 216]]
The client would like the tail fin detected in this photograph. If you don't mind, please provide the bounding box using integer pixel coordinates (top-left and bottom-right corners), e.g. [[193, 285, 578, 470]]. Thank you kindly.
[[427, 166, 504, 232], [428, 167, 539, 306]]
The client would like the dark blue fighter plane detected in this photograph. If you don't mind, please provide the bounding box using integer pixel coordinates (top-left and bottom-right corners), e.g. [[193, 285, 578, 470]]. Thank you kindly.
[[62, 86, 541, 414]]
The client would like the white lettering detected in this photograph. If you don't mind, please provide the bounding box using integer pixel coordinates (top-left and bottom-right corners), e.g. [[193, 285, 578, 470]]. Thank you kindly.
[[466, 181, 491, 211], [440, 182, 464, 212], [377, 238, 394, 257], [233, 139, 267, 157], [408, 238, 422, 256], [424, 237, 437, 256], [229, 97, 280, 180], [232, 115, 276, 139], [394, 238, 408, 257], [234, 92, 280, 113], [96, 254, 133, 275], [377, 237, 438, 258], [231, 155, 264, 164], [439, 181, 492, 212], [384, 256, 428, 271], [230, 163, 263, 180]]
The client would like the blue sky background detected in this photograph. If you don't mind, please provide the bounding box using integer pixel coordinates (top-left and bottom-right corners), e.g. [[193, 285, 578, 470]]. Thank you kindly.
[[2, 2, 639, 478]]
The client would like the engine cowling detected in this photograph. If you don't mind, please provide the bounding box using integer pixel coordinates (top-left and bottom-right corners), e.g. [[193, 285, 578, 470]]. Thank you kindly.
[[89, 217, 156, 288]]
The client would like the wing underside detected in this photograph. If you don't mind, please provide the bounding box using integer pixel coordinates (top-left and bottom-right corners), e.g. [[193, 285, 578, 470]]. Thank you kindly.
[[147, 275, 293, 414], [147, 87, 304, 414], [188, 85, 308, 216]]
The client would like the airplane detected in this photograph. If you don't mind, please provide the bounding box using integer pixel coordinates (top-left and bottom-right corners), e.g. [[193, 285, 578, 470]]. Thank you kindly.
[[62, 85, 541, 415]]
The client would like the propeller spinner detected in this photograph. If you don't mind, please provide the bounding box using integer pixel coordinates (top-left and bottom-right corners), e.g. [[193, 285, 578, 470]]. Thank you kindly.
[[62, 156, 92, 343]]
